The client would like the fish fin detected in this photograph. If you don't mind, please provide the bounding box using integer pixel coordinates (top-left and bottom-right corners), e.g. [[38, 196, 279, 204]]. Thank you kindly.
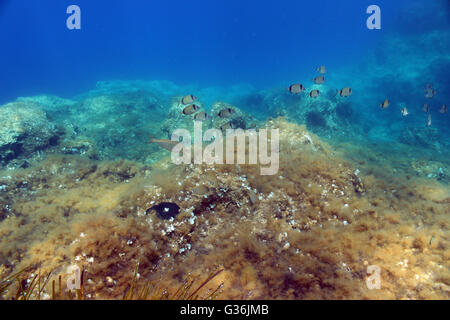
[[146, 134, 155, 144]]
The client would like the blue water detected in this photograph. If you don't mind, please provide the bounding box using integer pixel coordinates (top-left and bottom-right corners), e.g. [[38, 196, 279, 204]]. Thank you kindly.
[[1, 0, 437, 102], [0, 0, 449, 139]]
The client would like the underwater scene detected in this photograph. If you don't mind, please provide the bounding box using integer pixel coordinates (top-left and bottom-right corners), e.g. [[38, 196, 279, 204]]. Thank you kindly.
[[0, 0, 449, 300]]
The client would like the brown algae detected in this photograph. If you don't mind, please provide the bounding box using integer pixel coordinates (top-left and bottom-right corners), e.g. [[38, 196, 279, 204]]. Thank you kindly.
[[0, 118, 448, 300]]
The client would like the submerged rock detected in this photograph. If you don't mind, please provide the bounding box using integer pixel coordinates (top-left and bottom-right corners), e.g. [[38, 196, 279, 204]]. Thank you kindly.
[[411, 160, 449, 182], [17, 95, 77, 114], [262, 88, 358, 137], [59, 136, 98, 159], [398, 127, 440, 149], [0, 101, 59, 165]]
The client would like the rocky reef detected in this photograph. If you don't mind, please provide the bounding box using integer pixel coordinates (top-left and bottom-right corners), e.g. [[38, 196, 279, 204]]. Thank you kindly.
[[0, 101, 60, 166], [0, 74, 448, 300], [0, 113, 448, 299], [238, 87, 358, 138], [398, 127, 442, 150]]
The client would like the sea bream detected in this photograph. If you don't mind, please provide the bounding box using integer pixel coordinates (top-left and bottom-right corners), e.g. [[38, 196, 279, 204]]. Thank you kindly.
[[313, 76, 325, 85], [317, 65, 327, 74], [218, 108, 234, 118], [287, 83, 305, 94], [181, 94, 197, 105], [425, 87, 437, 99], [380, 99, 390, 109], [309, 89, 320, 98], [194, 111, 208, 121], [401, 107, 408, 116], [182, 104, 200, 115], [338, 87, 352, 97], [220, 122, 236, 131]]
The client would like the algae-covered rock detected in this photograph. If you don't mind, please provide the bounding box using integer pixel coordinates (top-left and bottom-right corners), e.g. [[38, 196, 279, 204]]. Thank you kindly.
[[0, 101, 59, 164], [59, 136, 98, 159], [398, 127, 440, 149], [58, 91, 168, 162], [262, 87, 357, 136], [411, 160, 449, 182], [17, 95, 77, 114]]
